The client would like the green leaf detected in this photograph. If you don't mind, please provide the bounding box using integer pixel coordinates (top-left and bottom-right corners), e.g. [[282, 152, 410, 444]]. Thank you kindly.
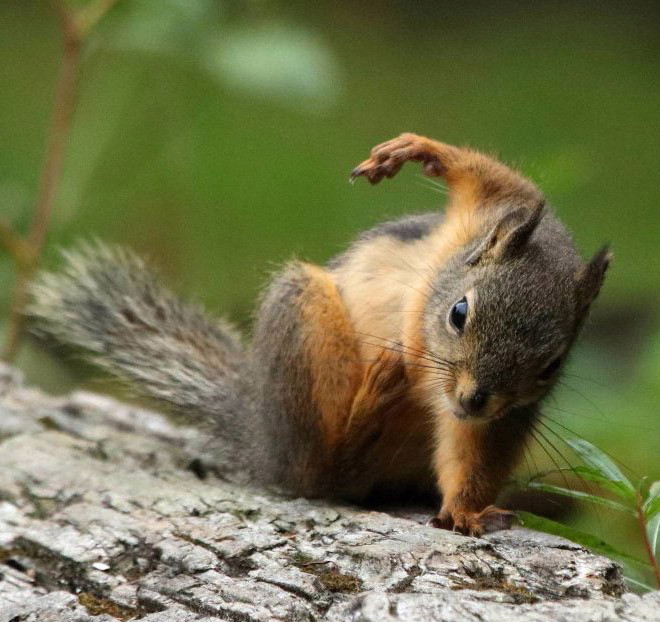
[[640, 478, 659, 562], [570, 466, 638, 501], [102, 3, 343, 112], [103, 0, 216, 57], [638, 476, 651, 499], [564, 438, 636, 500], [645, 496, 660, 521], [205, 24, 342, 111], [517, 511, 648, 567], [527, 481, 635, 514], [624, 575, 657, 593], [644, 481, 660, 520], [530, 466, 637, 502], [647, 511, 660, 556]]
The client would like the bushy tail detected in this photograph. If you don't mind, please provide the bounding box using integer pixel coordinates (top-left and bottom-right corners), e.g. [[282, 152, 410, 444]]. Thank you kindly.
[[29, 243, 249, 426]]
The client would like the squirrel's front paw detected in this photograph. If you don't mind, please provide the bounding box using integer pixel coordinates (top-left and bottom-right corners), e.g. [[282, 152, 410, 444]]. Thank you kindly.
[[430, 505, 515, 537], [352, 350, 407, 415], [351, 133, 442, 184]]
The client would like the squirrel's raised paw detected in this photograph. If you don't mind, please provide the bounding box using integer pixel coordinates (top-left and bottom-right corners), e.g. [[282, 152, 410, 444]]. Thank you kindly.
[[430, 505, 516, 537], [350, 133, 444, 184]]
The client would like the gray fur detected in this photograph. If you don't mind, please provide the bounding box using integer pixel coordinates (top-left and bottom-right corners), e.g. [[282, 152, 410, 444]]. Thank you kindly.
[[466, 202, 545, 266], [424, 207, 604, 407], [328, 212, 443, 268], [29, 243, 256, 480], [358, 212, 444, 242], [29, 245, 336, 492], [249, 264, 329, 494]]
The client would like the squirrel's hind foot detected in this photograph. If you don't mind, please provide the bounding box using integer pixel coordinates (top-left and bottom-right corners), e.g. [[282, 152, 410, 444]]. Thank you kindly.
[[430, 505, 516, 537]]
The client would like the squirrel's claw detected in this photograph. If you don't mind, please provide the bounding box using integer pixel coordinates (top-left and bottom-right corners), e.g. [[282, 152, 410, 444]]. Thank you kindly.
[[477, 505, 516, 534], [350, 159, 396, 185], [430, 505, 516, 537], [428, 511, 453, 531]]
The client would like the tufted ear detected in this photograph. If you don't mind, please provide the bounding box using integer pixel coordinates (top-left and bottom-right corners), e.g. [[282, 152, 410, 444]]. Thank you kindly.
[[575, 246, 612, 319], [466, 202, 545, 266]]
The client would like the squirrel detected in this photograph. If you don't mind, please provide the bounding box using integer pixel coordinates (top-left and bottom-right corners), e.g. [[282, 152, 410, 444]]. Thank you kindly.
[[29, 133, 611, 536]]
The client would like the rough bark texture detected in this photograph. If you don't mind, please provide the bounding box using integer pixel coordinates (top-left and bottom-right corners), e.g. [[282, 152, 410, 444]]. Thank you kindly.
[[0, 362, 658, 621]]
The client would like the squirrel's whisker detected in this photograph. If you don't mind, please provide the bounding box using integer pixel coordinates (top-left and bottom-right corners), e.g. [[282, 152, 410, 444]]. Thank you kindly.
[[556, 380, 605, 418], [357, 341, 454, 372], [560, 372, 609, 390], [355, 355, 454, 377], [530, 426, 574, 492], [541, 415, 637, 478], [545, 399, 605, 423], [354, 331, 457, 370], [534, 419, 609, 533], [534, 419, 610, 539], [521, 435, 540, 481], [416, 180, 449, 197]]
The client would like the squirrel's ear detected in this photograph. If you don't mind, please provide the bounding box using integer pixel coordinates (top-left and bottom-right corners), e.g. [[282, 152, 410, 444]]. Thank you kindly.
[[466, 202, 545, 266], [575, 245, 612, 316]]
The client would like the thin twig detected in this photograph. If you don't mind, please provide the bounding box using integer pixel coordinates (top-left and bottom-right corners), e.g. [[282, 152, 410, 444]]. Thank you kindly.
[[2, 6, 81, 361], [0, 221, 35, 268], [30, 10, 82, 254], [2, 0, 118, 361]]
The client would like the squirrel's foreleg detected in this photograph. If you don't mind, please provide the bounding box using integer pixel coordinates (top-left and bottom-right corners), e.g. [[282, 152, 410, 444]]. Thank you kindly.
[[432, 414, 532, 536], [351, 133, 543, 217]]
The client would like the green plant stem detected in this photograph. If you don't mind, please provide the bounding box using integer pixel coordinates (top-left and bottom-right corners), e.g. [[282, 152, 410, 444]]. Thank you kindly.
[[2, 0, 120, 362], [637, 493, 660, 588], [31, 9, 82, 255], [1, 5, 82, 362], [0, 221, 35, 267]]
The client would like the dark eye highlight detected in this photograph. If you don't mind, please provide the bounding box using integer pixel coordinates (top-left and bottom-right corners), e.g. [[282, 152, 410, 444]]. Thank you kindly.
[[449, 296, 468, 333], [539, 356, 562, 382]]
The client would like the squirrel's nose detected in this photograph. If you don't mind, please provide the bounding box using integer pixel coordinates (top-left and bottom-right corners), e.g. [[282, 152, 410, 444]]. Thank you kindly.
[[459, 390, 489, 415]]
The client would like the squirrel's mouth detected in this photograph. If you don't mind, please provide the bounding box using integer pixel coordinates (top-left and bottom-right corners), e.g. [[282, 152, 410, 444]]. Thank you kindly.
[[443, 391, 510, 422], [444, 396, 471, 420]]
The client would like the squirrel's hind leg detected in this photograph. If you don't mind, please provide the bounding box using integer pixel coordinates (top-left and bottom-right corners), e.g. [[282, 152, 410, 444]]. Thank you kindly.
[[252, 262, 364, 494], [253, 261, 424, 499], [252, 262, 414, 498]]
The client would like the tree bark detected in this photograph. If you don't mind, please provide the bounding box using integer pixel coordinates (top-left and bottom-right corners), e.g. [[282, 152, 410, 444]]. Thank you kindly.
[[0, 363, 658, 621]]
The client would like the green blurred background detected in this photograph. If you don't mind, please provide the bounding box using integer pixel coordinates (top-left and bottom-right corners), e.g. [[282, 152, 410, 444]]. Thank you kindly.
[[1, 0, 659, 568]]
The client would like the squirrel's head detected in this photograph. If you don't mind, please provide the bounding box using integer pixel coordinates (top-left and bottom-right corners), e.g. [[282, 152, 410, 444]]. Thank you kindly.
[[423, 203, 611, 422]]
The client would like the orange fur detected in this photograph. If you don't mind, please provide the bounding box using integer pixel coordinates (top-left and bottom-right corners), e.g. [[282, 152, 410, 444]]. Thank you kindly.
[[291, 262, 436, 500], [300, 264, 363, 448]]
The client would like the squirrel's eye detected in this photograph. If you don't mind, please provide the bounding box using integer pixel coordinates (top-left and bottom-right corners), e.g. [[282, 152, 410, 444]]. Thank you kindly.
[[539, 356, 562, 382], [448, 296, 468, 333]]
